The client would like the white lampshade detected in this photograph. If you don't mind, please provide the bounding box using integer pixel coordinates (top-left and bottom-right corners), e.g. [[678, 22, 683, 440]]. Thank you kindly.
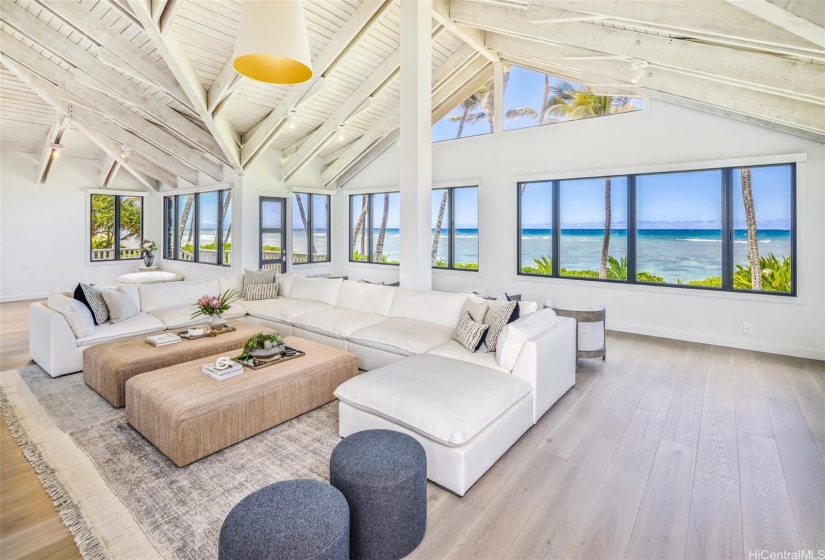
[[232, 0, 313, 85]]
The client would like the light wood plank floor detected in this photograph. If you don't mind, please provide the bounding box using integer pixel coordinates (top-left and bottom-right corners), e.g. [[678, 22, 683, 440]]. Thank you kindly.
[[1, 299, 824, 559]]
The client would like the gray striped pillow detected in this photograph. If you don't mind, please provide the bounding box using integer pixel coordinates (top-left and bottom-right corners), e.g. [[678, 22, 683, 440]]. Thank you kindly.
[[242, 269, 277, 298], [453, 312, 489, 352], [484, 300, 518, 352], [244, 282, 279, 301]]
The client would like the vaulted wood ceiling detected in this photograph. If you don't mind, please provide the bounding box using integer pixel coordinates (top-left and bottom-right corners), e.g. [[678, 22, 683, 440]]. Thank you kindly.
[[1, 0, 822, 191]]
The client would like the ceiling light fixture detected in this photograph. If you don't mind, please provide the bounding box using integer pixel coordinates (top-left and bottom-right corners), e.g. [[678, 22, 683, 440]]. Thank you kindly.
[[50, 143, 62, 158], [287, 109, 298, 130], [232, 0, 313, 85], [335, 124, 345, 141], [120, 145, 132, 158]]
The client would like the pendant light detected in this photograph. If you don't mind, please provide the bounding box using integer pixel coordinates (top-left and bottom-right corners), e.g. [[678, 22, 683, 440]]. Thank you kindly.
[[232, 0, 313, 85]]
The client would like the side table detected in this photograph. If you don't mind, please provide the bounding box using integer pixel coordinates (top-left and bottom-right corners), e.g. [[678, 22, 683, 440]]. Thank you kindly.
[[138, 266, 159, 272], [547, 304, 606, 370]]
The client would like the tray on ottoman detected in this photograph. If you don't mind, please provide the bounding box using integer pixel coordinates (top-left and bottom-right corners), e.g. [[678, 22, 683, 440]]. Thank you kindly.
[[125, 337, 359, 467], [83, 322, 266, 407]]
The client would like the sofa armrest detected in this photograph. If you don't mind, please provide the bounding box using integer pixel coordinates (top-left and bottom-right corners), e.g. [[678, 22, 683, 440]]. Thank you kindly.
[[511, 316, 576, 424], [29, 302, 84, 377]]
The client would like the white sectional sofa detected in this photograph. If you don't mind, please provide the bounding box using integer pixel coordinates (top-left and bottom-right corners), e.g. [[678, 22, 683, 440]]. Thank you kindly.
[[30, 273, 577, 496]]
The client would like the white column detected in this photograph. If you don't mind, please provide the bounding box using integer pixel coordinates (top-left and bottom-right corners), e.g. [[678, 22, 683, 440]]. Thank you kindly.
[[399, 0, 432, 290], [493, 61, 504, 133]]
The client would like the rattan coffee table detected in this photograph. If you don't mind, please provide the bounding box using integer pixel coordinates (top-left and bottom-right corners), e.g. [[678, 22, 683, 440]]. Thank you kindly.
[[83, 322, 265, 407], [125, 336, 359, 466]]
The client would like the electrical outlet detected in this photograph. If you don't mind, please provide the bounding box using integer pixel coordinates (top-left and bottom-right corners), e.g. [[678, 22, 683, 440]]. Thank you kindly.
[[743, 323, 753, 334]]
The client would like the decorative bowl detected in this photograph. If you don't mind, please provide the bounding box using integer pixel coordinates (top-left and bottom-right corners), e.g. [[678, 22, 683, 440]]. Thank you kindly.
[[249, 344, 285, 359]]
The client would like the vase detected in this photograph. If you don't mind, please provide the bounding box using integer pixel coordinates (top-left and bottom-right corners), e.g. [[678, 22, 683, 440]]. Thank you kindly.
[[143, 252, 155, 267], [209, 314, 225, 329]]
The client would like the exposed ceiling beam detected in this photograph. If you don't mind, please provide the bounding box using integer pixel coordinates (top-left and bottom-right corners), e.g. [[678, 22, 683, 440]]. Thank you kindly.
[[0, 30, 223, 180], [35, 111, 70, 183], [487, 33, 825, 139], [98, 156, 120, 188], [336, 129, 399, 188], [207, 58, 245, 115], [34, 0, 195, 112], [77, 123, 167, 190], [157, 0, 182, 35], [725, 0, 825, 49], [451, 0, 825, 104], [434, 0, 500, 62], [125, 0, 242, 173], [68, 103, 200, 184], [527, 0, 825, 59], [0, 1, 227, 164], [240, 0, 393, 168]]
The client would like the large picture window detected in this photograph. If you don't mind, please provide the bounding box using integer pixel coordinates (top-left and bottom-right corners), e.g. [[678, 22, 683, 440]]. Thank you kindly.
[[518, 163, 795, 295], [349, 192, 400, 265], [292, 193, 330, 264], [164, 188, 232, 266], [432, 186, 479, 271], [90, 193, 143, 261]]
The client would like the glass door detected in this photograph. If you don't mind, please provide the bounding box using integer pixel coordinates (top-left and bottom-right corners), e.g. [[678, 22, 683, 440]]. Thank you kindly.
[[260, 197, 287, 272]]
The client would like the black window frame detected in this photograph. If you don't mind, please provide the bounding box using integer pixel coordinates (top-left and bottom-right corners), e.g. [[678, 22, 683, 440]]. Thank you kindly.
[[163, 188, 232, 267], [260, 196, 287, 272], [89, 193, 144, 262], [517, 162, 797, 297], [431, 185, 479, 272], [348, 191, 400, 266], [291, 193, 331, 265]]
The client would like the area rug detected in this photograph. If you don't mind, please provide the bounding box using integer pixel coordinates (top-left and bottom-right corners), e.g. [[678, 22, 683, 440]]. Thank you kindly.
[[0, 364, 342, 559]]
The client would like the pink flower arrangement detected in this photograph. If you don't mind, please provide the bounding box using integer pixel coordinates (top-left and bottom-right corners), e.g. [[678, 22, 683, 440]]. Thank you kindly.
[[191, 289, 239, 319]]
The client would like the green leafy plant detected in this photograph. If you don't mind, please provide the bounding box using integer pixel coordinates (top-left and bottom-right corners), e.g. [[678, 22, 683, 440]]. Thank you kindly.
[[637, 272, 665, 283], [734, 254, 792, 292], [605, 255, 628, 280], [191, 289, 240, 319], [235, 331, 286, 362]]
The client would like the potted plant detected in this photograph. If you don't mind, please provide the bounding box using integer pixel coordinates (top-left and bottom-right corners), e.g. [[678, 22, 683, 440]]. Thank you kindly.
[[141, 239, 157, 267], [191, 289, 240, 329], [235, 332, 286, 363]]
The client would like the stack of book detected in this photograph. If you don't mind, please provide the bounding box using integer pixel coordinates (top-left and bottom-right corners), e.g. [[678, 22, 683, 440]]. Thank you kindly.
[[202, 361, 243, 381], [145, 333, 182, 347]]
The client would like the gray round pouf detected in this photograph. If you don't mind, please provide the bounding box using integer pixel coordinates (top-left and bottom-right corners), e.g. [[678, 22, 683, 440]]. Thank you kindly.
[[330, 430, 427, 560], [219, 479, 349, 560]]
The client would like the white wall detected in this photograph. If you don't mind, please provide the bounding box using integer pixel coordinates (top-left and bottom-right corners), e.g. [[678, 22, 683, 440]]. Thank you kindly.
[[0, 151, 156, 301], [337, 100, 825, 360]]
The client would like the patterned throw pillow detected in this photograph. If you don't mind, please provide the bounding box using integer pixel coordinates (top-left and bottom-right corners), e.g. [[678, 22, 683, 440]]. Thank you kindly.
[[453, 312, 490, 352], [101, 288, 139, 324], [242, 269, 277, 298], [73, 283, 109, 325], [244, 282, 279, 301], [483, 300, 518, 352]]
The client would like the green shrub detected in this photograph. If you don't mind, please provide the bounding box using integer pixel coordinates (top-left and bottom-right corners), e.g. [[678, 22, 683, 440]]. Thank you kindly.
[[734, 254, 792, 292], [561, 268, 598, 278], [637, 272, 665, 283]]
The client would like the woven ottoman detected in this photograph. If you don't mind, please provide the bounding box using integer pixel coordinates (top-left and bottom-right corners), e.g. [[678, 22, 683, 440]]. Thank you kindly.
[[330, 430, 427, 560], [219, 479, 349, 560]]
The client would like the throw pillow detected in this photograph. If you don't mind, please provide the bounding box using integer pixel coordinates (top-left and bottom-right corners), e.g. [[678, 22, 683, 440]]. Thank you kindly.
[[466, 299, 489, 324], [244, 282, 279, 301], [101, 288, 139, 324], [74, 283, 109, 325], [483, 300, 518, 352], [242, 269, 276, 298], [453, 312, 489, 352], [47, 293, 95, 338]]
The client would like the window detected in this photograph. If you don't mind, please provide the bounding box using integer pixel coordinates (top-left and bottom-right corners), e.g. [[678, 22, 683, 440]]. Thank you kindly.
[[292, 193, 330, 264], [518, 163, 795, 295], [431, 186, 478, 270], [503, 65, 643, 132], [260, 197, 287, 272], [432, 76, 494, 143], [349, 192, 400, 265], [164, 188, 232, 266], [90, 193, 143, 261]]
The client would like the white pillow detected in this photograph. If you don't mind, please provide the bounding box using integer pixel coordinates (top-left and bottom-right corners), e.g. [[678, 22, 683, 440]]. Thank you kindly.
[[518, 301, 538, 316], [47, 293, 95, 338], [219, 273, 244, 296], [101, 288, 140, 324], [117, 283, 141, 312], [288, 276, 343, 306], [277, 273, 295, 298], [496, 308, 559, 371]]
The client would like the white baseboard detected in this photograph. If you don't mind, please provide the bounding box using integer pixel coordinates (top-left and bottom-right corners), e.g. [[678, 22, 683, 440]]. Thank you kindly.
[[608, 321, 825, 362], [1, 292, 48, 303]]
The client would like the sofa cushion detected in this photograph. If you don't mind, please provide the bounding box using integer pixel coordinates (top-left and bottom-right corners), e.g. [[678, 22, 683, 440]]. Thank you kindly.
[[349, 318, 454, 356], [219, 273, 244, 296], [277, 273, 295, 298], [138, 278, 220, 313], [76, 313, 165, 347], [389, 289, 469, 328], [101, 287, 139, 324], [243, 298, 330, 324], [426, 340, 507, 373], [334, 354, 532, 446], [291, 308, 386, 340], [148, 303, 247, 330], [336, 281, 396, 316], [289, 276, 343, 307], [496, 308, 559, 371], [47, 292, 95, 338]]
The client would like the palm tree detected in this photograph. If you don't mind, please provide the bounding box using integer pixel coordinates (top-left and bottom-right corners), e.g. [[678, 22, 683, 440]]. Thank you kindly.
[[351, 195, 368, 258], [448, 70, 537, 137], [295, 194, 316, 259], [374, 193, 390, 261], [221, 191, 232, 244], [178, 194, 194, 250], [543, 81, 636, 277], [431, 190, 448, 265], [740, 168, 761, 289]]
